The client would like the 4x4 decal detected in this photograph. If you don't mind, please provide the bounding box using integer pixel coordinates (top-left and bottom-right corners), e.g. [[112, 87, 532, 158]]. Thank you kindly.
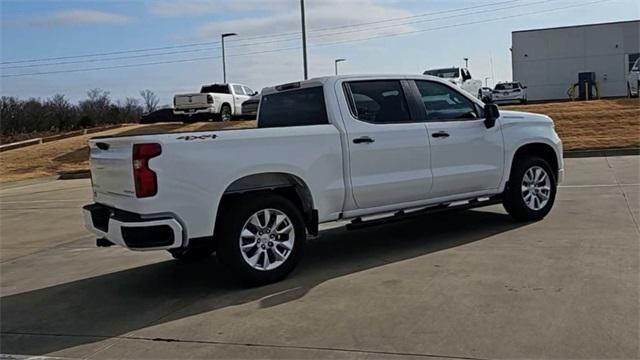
[[176, 134, 217, 141]]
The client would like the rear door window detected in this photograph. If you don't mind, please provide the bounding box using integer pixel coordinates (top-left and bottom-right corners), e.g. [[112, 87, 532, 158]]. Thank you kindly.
[[259, 87, 328, 128], [345, 80, 412, 124]]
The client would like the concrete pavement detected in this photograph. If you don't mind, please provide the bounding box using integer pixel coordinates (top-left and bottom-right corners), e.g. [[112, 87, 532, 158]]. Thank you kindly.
[[1, 156, 638, 359]]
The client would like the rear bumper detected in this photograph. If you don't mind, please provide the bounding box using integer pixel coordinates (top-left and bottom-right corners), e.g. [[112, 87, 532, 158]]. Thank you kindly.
[[83, 203, 184, 251], [492, 94, 525, 102], [173, 107, 216, 116]]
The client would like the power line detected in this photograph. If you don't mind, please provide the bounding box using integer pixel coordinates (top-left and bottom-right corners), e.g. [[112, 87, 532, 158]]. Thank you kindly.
[[1, 46, 302, 77], [0, 0, 544, 70], [1, 0, 610, 78], [309, 0, 611, 49], [223, 0, 526, 40], [306, 0, 556, 40], [1, 0, 524, 65]]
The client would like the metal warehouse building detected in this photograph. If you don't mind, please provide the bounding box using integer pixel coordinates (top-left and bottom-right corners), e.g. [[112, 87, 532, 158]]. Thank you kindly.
[[512, 20, 639, 101]]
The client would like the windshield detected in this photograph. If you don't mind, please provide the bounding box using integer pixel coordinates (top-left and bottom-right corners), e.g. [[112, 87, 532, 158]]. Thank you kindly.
[[423, 68, 460, 79]]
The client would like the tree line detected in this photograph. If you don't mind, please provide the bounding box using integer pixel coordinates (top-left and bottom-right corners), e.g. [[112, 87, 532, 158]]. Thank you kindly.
[[1, 89, 160, 136]]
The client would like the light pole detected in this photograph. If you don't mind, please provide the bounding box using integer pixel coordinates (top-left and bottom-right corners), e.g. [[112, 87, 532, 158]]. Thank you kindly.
[[300, 0, 308, 79], [484, 77, 491, 87], [334, 58, 346, 75], [463, 57, 469, 69], [221, 32, 237, 83]]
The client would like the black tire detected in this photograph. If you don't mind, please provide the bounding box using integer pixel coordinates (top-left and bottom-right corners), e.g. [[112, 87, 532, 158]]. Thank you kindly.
[[503, 155, 557, 222], [216, 193, 306, 286], [220, 104, 232, 122], [168, 246, 214, 260]]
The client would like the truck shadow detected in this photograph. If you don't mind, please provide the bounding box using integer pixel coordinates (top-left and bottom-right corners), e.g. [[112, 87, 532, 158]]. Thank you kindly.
[[1, 209, 527, 355]]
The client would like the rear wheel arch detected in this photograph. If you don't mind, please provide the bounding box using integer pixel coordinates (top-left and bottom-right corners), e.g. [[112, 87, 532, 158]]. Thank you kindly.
[[220, 102, 232, 113], [217, 173, 317, 236]]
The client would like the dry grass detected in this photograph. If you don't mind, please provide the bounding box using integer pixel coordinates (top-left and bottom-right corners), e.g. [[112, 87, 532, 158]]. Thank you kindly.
[[504, 98, 640, 151], [1, 98, 638, 184], [0, 121, 255, 183]]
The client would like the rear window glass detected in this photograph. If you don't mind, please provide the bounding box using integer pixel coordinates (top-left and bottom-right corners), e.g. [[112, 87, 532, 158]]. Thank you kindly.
[[258, 87, 328, 128], [495, 83, 519, 90], [424, 68, 460, 78], [200, 84, 230, 94]]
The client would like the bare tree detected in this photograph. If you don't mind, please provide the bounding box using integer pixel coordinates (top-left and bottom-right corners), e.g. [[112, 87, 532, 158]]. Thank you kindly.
[[79, 88, 111, 126], [139, 89, 159, 114]]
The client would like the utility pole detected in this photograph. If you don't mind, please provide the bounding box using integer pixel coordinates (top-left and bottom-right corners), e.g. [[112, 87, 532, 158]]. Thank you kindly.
[[334, 58, 346, 75], [221, 32, 237, 83], [300, 0, 308, 80], [463, 57, 469, 69]]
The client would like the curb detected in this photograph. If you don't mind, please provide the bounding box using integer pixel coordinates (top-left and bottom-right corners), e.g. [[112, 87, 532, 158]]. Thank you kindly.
[[58, 170, 91, 180], [0, 124, 128, 153], [564, 148, 640, 158]]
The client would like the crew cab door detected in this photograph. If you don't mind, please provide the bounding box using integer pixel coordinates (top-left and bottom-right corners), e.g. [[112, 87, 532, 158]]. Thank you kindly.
[[412, 80, 503, 198], [341, 79, 432, 209]]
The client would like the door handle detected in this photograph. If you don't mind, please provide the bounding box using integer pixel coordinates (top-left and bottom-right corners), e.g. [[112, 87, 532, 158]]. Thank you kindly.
[[432, 131, 450, 138], [353, 136, 375, 144]]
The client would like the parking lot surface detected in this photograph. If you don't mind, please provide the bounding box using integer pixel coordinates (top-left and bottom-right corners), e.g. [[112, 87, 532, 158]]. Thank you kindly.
[[1, 156, 638, 359]]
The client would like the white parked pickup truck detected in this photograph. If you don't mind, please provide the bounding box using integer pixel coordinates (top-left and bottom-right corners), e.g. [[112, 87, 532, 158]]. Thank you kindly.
[[173, 83, 257, 121], [84, 74, 563, 285], [423, 67, 483, 99]]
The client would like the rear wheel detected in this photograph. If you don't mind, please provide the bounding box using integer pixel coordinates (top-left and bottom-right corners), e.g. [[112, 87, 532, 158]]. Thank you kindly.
[[216, 193, 306, 285], [503, 156, 557, 221], [220, 104, 232, 122]]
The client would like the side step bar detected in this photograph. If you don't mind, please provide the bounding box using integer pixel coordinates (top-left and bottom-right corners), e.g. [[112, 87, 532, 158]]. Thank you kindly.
[[346, 196, 503, 230]]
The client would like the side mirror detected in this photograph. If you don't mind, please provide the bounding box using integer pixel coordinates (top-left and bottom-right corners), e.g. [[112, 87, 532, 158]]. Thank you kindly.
[[484, 103, 499, 128]]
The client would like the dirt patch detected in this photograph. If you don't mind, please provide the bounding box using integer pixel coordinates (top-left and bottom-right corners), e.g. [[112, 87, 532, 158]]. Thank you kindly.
[[504, 98, 640, 151]]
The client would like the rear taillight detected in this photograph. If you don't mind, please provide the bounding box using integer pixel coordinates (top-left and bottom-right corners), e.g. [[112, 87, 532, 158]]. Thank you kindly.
[[207, 95, 214, 104], [132, 143, 161, 198]]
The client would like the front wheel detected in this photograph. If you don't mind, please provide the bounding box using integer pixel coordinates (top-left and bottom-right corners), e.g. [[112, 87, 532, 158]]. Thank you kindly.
[[503, 156, 557, 221], [216, 193, 306, 285]]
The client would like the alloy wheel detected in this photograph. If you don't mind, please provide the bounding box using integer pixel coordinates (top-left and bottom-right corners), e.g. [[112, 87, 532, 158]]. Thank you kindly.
[[239, 208, 295, 271], [521, 166, 551, 211]]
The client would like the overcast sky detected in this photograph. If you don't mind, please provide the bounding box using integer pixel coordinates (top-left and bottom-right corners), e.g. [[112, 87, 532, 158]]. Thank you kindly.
[[1, 0, 638, 105]]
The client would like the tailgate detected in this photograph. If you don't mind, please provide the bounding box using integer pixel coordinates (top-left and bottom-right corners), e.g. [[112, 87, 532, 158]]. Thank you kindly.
[[89, 138, 135, 198], [174, 93, 208, 109]]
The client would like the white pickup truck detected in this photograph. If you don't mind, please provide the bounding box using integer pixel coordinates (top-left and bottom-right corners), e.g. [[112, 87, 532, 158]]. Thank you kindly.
[[84, 74, 563, 285], [173, 83, 256, 121], [423, 67, 483, 99]]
